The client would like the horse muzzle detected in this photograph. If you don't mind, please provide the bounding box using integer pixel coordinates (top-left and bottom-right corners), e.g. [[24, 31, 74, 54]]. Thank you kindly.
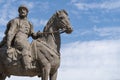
[[65, 27, 73, 34]]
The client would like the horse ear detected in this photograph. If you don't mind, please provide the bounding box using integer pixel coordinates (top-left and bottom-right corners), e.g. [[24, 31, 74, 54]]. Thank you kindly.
[[56, 11, 59, 16], [62, 9, 68, 15]]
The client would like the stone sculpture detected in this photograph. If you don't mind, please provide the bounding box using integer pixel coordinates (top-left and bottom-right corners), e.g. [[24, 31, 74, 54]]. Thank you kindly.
[[0, 5, 73, 80]]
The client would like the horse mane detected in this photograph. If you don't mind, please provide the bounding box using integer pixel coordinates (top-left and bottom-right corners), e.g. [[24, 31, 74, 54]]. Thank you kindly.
[[43, 10, 68, 32], [43, 12, 56, 32]]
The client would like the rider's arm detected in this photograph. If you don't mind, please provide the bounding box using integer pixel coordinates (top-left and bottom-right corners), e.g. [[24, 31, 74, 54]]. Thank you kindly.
[[29, 22, 42, 39], [7, 19, 17, 48]]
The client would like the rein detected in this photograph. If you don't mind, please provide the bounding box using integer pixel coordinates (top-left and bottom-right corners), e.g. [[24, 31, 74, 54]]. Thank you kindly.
[[39, 29, 66, 34]]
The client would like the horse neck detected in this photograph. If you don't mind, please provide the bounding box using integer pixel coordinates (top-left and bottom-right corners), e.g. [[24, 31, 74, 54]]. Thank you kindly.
[[43, 24, 61, 53]]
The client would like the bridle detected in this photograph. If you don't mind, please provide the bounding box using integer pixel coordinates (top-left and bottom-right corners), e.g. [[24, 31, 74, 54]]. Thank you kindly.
[[39, 28, 67, 35]]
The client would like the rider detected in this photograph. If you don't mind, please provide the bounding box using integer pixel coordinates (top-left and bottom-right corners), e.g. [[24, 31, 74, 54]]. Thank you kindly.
[[6, 5, 39, 70]]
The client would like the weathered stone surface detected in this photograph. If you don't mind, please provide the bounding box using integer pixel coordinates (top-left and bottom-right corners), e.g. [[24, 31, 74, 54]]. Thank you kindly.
[[0, 5, 73, 80]]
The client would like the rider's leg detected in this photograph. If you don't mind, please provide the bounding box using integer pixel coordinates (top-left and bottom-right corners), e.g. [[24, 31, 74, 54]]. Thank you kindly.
[[22, 49, 34, 70]]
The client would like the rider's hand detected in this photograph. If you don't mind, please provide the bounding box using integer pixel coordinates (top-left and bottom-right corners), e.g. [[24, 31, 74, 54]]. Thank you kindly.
[[37, 31, 42, 37], [7, 45, 11, 49]]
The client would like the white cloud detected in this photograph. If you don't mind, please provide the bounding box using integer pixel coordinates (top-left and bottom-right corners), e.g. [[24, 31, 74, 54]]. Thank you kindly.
[[101, 0, 120, 10], [71, 0, 77, 3], [0, 18, 8, 26], [60, 39, 120, 80], [74, 3, 100, 10], [0, 1, 37, 26], [74, 26, 120, 40], [72, 0, 120, 10], [30, 18, 47, 27], [0, 32, 4, 40], [39, 19, 48, 26], [0, 0, 17, 26], [18, 1, 35, 9], [33, 2, 50, 12], [93, 26, 120, 38]]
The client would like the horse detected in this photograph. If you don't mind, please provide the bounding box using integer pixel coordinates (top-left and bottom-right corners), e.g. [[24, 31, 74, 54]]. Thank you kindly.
[[0, 10, 73, 80]]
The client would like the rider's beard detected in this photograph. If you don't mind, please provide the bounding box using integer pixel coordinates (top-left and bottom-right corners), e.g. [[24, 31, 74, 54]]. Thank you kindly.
[[19, 13, 27, 19]]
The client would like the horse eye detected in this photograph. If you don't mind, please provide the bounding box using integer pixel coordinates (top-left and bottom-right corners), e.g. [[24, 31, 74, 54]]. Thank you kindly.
[[59, 16, 64, 19]]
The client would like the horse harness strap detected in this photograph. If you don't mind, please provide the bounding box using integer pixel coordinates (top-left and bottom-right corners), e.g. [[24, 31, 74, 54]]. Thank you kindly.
[[41, 29, 66, 34]]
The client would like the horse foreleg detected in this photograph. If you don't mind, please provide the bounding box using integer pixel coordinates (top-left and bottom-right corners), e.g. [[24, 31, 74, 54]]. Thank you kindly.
[[42, 63, 51, 80], [50, 70, 58, 80], [0, 73, 6, 80]]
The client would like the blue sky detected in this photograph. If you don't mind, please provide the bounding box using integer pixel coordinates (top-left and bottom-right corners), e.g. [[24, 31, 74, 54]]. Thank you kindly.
[[0, 0, 120, 80]]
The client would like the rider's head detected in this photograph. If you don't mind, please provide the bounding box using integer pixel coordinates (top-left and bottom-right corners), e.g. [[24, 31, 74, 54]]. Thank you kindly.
[[18, 5, 29, 18], [18, 5, 29, 13]]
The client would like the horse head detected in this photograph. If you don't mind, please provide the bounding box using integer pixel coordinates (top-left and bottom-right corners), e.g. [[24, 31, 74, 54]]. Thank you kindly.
[[54, 10, 73, 34]]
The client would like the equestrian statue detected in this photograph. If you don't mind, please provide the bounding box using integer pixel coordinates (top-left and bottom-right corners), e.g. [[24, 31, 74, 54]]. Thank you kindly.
[[0, 5, 73, 80]]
